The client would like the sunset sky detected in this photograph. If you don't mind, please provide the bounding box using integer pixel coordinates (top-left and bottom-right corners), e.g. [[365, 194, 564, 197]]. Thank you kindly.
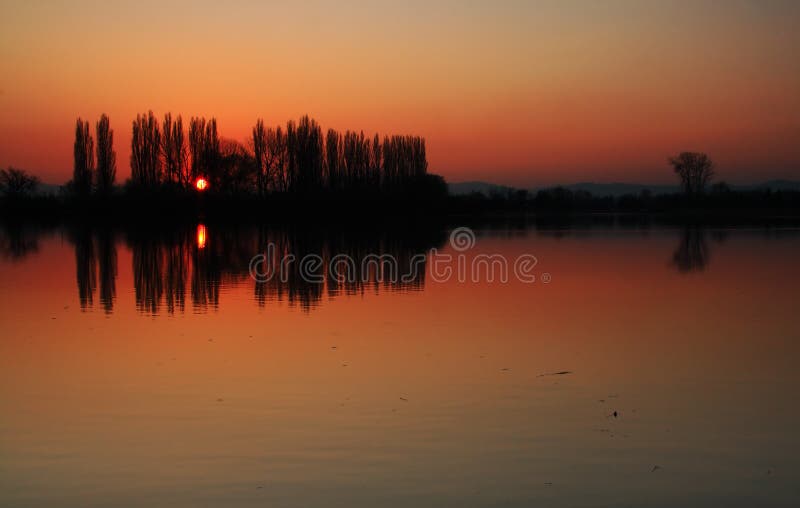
[[1, 0, 798, 187]]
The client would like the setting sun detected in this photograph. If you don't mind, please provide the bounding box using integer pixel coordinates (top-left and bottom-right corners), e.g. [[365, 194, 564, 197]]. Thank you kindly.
[[195, 177, 208, 191]]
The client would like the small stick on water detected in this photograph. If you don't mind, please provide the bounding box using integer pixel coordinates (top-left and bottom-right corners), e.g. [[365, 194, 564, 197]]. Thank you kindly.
[[537, 371, 573, 377]]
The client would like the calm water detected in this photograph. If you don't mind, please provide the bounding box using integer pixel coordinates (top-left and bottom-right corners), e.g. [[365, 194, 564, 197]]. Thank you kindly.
[[1, 222, 798, 507]]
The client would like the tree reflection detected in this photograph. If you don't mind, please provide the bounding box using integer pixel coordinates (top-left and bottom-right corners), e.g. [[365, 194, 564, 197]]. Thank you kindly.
[[122, 224, 445, 314], [0, 222, 41, 260], [72, 227, 97, 310], [96, 228, 117, 313], [671, 227, 728, 273]]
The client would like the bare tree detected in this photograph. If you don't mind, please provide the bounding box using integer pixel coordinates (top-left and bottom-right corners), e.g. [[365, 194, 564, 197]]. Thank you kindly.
[[131, 111, 162, 187], [188, 117, 220, 187], [267, 125, 287, 192], [95, 114, 116, 194], [252, 119, 268, 196], [189, 117, 207, 183], [218, 138, 257, 193], [73, 118, 94, 195], [325, 128, 341, 190], [669, 152, 714, 196], [370, 133, 382, 188], [293, 115, 323, 191], [0, 167, 40, 198], [162, 113, 188, 187]]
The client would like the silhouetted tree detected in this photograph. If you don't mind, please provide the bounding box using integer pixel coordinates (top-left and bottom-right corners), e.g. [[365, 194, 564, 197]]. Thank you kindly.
[[669, 152, 714, 196], [95, 114, 116, 194], [73, 118, 94, 195], [0, 167, 39, 198], [325, 128, 342, 190], [252, 119, 268, 196], [161, 113, 188, 186], [189, 117, 206, 182], [218, 138, 257, 193], [292, 115, 324, 191], [188, 117, 220, 186], [381, 135, 427, 189], [285, 120, 297, 191], [370, 133, 382, 188], [267, 125, 287, 192], [131, 111, 162, 187]]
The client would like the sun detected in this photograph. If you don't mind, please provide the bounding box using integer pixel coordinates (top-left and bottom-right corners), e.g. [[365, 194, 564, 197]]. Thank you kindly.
[[195, 177, 208, 191]]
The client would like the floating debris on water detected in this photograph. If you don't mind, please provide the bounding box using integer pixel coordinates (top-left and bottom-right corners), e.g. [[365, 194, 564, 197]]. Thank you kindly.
[[537, 371, 572, 377]]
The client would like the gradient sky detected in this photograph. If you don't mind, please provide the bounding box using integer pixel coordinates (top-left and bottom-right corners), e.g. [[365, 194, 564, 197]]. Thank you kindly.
[[1, 0, 798, 186]]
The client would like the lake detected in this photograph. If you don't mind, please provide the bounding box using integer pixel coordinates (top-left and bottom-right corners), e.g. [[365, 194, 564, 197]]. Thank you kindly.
[[1, 221, 798, 507]]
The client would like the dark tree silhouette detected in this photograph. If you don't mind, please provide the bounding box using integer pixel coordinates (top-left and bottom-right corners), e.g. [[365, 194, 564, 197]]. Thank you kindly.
[[267, 125, 287, 192], [161, 113, 188, 187], [370, 133, 382, 188], [669, 152, 714, 196], [189, 117, 219, 185], [131, 111, 162, 187], [0, 167, 39, 198], [252, 119, 268, 196], [325, 128, 342, 190], [73, 118, 94, 195], [292, 115, 324, 192], [218, 138, 257, 193], [95, 114, 116, 194]]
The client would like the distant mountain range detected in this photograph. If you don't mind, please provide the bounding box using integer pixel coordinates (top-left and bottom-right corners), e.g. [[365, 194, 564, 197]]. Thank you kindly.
[[448, 180, 800, 198]]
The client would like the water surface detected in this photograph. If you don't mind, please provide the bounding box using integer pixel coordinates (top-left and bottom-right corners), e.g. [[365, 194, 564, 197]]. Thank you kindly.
[[1, 223, 798, 507]]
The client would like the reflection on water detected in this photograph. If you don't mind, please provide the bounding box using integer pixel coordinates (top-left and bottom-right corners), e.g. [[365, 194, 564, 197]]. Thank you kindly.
[[1, 221, 799, 508], [0, 223, 788, 313], [670, 227, 732, 273], [0, 222, 40, 260], [62, 224, 446, 314]]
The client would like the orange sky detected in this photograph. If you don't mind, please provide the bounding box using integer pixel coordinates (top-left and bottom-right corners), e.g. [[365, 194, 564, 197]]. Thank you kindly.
[[1, 0, 798, 187]]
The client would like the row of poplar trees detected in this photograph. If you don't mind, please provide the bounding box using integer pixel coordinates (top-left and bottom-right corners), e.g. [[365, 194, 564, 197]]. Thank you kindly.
[[73, 115, 116, 195], [251, 116, 428, 195], [73, 112, 428, 195]]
